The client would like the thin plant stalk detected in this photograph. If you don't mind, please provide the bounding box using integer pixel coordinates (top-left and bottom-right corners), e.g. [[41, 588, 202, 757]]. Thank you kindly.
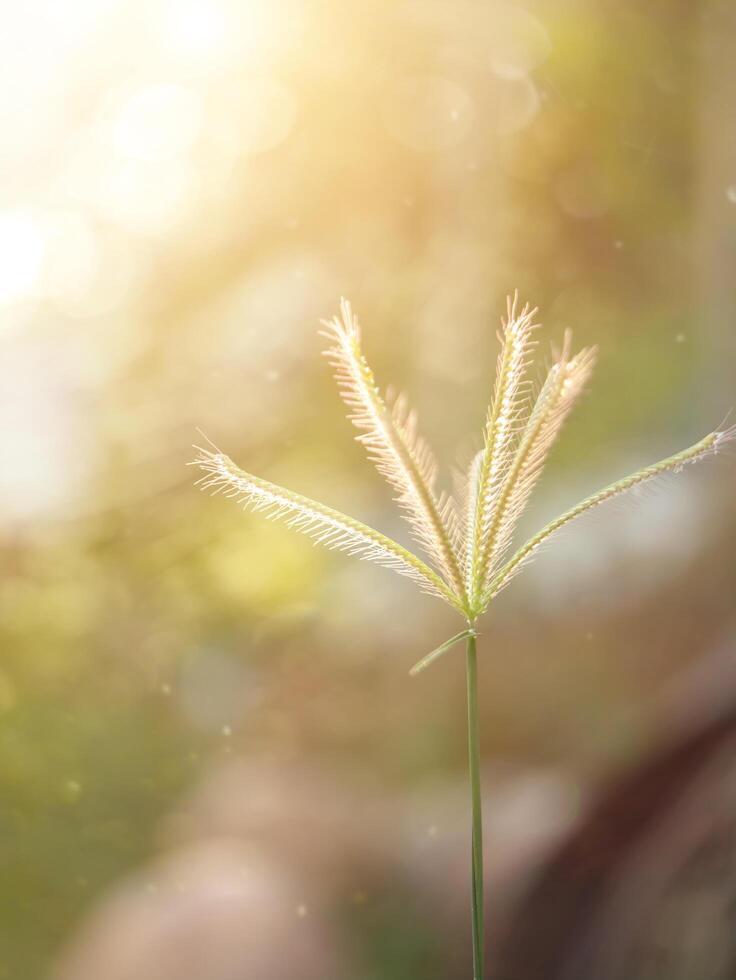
[[193, 295, 733, 978], [466, 629, 484, 980]]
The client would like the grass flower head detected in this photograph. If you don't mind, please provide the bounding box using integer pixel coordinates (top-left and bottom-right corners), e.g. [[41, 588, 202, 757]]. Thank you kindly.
[[194, 295, 731, 634], [193, 295, 732, 980]]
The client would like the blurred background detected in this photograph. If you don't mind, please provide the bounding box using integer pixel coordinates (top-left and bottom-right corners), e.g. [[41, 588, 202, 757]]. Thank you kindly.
[[1, 0, 735, 977]]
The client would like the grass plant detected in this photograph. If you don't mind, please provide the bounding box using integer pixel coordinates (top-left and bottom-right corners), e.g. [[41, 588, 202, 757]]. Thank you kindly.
[[193, 295, 733, 979]]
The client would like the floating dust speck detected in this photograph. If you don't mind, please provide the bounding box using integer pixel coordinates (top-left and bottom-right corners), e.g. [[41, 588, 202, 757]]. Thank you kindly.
[[296, 903, 308, 918], [383, 75, 475, 152], [221, 724, 232, 737], [160, 683, 172, 696], [726, 185, 736, 204], [675, 333, 686, 344], [62, 779, 82, 802]]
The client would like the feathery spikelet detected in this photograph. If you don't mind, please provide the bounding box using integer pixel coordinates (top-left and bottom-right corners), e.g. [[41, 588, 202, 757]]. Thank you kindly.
[[467, 294, 537, 600], [460, 450, 484, 587], [472, 335, 597, 613], [193, 447, 463, 609], [486, 425, 736, 601], [321, 299, 466, 601]]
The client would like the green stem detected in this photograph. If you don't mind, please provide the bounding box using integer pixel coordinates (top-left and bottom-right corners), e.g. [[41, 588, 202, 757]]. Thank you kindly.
[[465, 631, 484, 979]]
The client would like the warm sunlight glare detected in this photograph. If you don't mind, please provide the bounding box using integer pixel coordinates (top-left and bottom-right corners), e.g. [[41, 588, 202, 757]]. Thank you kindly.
[[0, 212, 45, 307]]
